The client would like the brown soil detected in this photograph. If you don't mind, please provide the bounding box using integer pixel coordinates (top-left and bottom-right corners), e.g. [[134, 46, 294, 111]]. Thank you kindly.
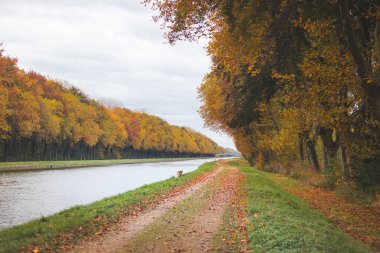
[[70, 161, 241, 253], [121, 162, 243, 253], [286, 184, 380, 251]]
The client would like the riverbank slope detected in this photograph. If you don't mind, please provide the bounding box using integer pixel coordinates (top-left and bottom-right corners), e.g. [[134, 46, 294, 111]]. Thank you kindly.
[[0, 161, 218, 252], [1, 159, 375, 252], [0, 157, 208, 173]]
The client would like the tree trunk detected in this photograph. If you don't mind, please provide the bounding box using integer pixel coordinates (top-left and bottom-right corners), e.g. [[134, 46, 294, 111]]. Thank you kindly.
[[373, 19, 380, 140], [319, 128, 340, 169], [338, 1, 380, 140], [3, 141, 8, 162], [11, 137, 15, 162], [24, 139, 28, 161], [42, 141, 46, 161], [367, 86, 380, 140], [298, 134, 305, 162], [322, 144, 328, 170], [340, 142, 350, 179], [31, 138, 36, 161], [306, 139, 321, 173]]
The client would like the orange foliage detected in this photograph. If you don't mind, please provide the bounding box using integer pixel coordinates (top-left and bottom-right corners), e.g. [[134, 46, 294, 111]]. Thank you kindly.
[[0, 49, 222, 161]]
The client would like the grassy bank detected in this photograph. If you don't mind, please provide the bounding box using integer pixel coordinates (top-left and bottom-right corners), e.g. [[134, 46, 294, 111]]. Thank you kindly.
[[0, 161, 217, 253], [264, 166, 380, 250], [230, 161, 372, 253], [0, 157, 205, 173]]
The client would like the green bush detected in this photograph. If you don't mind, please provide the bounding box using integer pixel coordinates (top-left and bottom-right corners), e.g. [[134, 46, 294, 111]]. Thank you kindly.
[[261, 164, 274, 172], [357, 157, 380, 193], [336, 181, 375, 205], [289, 170, 303, 180], [317, 165, 340, 190]]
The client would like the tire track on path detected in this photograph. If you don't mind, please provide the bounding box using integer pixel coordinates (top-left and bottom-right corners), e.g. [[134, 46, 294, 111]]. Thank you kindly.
[[121, 161, 243, 253], [70, 164, 223, 253]]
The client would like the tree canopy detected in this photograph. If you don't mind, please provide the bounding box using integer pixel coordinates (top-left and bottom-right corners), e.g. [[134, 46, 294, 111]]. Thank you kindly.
[[0, 48, 222, 161], [146, 0, 380, 183]]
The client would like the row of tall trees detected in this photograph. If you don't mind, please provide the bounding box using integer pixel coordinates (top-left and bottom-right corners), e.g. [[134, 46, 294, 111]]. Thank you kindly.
[[0, 49, 222, 161], [146, 0, 380, 184]]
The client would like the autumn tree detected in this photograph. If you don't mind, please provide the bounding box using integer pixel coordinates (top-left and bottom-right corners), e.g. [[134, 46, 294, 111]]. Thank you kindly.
[[0, 47, 221, 161], [146, 0, 380, 183]]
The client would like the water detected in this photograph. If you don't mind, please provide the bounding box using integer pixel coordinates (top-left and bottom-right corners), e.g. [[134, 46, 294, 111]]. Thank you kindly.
[[0, 158, 219, 229]]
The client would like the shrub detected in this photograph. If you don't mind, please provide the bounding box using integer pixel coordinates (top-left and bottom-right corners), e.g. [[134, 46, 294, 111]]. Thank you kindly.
[[335, 181, 374, 204], [357, 157, 380, 193]]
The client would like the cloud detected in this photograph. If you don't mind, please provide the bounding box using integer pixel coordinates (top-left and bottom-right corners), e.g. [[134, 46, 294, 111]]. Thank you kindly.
[[0, 0, 235, 149]]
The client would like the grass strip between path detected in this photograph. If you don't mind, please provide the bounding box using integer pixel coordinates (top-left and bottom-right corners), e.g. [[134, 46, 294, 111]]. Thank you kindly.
[[122, 163, 242, 253], [120, 170, 215, 253], [230, 161, 373, 253], [0, 158, 201, 172], [0, 161, 217, 253], [212, 171, 249, 253]]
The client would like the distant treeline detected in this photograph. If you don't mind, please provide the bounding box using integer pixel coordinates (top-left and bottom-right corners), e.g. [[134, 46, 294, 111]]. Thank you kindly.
[[0, 49, 222, 161]]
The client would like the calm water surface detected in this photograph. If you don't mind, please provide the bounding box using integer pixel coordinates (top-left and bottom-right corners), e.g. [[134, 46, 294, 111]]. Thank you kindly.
[[0, 158, 219, 229]]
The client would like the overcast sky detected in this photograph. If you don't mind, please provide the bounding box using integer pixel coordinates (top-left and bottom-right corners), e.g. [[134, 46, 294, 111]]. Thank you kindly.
[[0, 0, 235, 149]]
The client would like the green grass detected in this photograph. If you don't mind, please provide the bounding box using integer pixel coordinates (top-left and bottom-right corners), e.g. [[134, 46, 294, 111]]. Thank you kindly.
[[0, 157, 201, 172], [230, 162, 373, 253], [212, 177, 248, 253], [121, 173, 214, 252], [0, 161, 217, 253]]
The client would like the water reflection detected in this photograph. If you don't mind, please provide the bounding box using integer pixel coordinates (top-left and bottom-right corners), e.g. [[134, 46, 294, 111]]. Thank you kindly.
[[0, 158, 219, 229]]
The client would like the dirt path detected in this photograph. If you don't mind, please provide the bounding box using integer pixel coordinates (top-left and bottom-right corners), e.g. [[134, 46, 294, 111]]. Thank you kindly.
[[70, 161, 241, 253], [120, 162, 243, 253]]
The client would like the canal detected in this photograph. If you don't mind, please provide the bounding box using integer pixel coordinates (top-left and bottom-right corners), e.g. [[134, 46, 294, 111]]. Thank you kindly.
[[0, 158, 219, 229]]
